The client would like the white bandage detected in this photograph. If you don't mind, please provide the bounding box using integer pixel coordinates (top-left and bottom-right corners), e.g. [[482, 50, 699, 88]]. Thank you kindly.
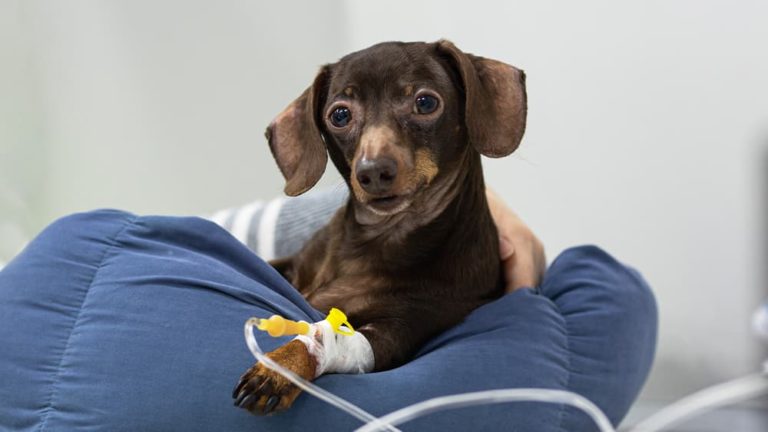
[[295, 320, 374, 377]]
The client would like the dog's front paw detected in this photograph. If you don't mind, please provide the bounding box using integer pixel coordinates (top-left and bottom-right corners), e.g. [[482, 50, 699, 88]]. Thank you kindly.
[[232, 339, 317, 415]]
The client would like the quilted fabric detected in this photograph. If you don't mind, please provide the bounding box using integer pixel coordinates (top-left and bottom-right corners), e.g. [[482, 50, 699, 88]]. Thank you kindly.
[[0, 210, 656, 431]]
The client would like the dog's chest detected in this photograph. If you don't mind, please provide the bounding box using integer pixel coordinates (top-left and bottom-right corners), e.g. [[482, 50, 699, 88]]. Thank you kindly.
[[300, 259, 393, 322]]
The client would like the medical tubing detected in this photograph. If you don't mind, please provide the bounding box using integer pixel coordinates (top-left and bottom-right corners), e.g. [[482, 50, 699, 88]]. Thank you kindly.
[[629, 372, 768, 432], [246, 318, 615, 431], [245, 310, 768, 432], [354, 389, 616, 432], [244, 319, 402, 432], [246, 317, 768, 432]]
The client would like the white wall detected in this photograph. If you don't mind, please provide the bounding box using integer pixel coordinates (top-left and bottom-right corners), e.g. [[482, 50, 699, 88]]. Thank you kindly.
[[344, 0, 768, 400], [1, 0, 351, 250], [2, 0, 767, 404], [0, 0, 46, 259]]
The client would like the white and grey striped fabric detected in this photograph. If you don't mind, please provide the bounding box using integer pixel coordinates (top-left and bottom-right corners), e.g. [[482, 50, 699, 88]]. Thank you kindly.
[[208, 189, 348, 261]]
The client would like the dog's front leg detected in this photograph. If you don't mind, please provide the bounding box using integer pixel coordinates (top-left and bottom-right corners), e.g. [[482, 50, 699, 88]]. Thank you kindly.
[[356, 317, 440, 372], [232, 320, 374, 415]]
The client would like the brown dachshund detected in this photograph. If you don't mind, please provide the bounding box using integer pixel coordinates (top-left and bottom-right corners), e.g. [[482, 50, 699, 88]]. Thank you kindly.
[[233, 40, 527, 415]]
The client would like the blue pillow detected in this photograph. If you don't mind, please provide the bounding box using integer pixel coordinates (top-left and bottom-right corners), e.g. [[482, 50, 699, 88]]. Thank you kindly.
[[0, 210, 656, 431]]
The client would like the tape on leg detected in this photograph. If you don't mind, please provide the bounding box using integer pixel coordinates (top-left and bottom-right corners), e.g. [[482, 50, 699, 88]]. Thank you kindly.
[[295, 321, 374, 377]]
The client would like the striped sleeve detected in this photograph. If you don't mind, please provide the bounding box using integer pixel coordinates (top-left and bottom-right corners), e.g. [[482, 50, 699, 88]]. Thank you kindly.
[[207, 188, 347, 261]]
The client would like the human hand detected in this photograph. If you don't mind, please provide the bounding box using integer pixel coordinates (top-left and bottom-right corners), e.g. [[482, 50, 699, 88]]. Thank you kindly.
[[486, 188, 546, 293]]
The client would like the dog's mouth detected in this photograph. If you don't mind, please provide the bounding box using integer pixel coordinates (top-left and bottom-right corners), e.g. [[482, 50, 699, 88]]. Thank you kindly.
[[366, 194, 412, 215]]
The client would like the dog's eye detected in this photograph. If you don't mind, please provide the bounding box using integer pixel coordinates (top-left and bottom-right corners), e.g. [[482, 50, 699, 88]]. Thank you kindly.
[[330, 107, 351, 127], [414, 95, 439, 114]]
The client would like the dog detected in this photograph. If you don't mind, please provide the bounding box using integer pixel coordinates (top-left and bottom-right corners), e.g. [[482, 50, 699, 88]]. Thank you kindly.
[[232, 40, 527, 415]]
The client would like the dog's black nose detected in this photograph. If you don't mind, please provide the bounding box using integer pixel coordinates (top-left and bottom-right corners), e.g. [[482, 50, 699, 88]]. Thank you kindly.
[[356, 157, 398, 194]]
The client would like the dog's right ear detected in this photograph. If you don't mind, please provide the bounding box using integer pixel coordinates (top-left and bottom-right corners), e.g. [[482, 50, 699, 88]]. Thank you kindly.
[[436, 40, 527, 158], [266, 67, 330, 196]]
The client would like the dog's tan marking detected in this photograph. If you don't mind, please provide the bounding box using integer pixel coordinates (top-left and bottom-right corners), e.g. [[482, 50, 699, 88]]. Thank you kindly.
[[360, 125, 396, 160], [350, 147, 367, 202], [238, 339, 317, 413], [268, 340, 317, 380], [350, 125, 404, 202], [404, 85, 414, 96], [414, 148, 439, 185], [344, 87, 354, 97]]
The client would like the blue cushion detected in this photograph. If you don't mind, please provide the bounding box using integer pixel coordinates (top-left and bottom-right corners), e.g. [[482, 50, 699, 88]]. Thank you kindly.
[[0, 210, 656, 431]]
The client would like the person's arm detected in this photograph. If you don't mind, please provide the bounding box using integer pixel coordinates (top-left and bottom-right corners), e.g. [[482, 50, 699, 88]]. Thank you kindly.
[[208, 189, 347, 260]]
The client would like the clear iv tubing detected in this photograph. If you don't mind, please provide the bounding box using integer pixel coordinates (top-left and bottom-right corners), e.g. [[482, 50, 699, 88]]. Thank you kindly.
[[246, 320, 768, 431], [630, 366, 768, 432], [354, 389, 615, 432], [244, 319, 615, 432]]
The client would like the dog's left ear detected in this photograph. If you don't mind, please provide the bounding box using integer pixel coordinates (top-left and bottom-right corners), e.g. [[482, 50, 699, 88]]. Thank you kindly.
[[436, 40, 527, 158], [266, 67, 330, 196]]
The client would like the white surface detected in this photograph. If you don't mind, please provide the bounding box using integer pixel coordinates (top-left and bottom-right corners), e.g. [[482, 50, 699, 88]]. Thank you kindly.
[[624, 399, 768, 432], [0, 0, 347, 236], [753, 303, 768, 341], [630, 373, 768, 432], [2, 0, 767, 403]]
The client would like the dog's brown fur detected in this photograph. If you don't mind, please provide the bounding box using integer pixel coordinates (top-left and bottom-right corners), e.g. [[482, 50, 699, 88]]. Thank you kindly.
[[233, 40, 527, 415]]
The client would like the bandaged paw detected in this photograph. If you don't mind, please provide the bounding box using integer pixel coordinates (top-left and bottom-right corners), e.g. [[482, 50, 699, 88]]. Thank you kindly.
[[296, 320, 374, 377]]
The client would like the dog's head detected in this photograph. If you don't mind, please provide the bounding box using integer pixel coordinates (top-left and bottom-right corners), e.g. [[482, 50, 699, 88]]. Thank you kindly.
[[266, 40, 526, 218]]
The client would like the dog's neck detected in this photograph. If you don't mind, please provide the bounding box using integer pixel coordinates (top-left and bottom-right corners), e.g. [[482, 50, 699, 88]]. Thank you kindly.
[[346, 147, 488, 249]]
